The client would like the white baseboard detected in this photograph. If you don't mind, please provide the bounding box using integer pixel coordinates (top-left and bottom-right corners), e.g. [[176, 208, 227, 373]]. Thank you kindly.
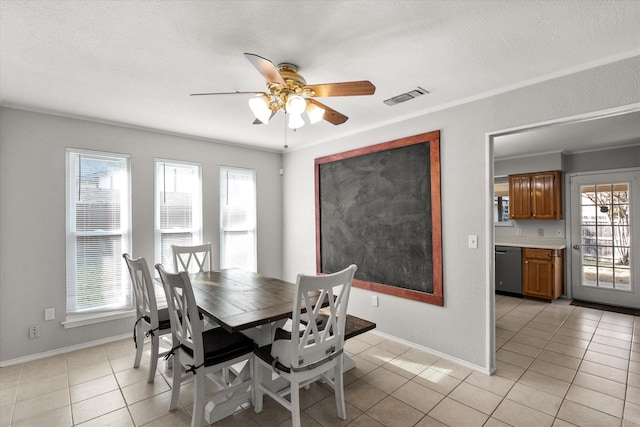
[[0, 333, 131, 367], [369, 329, 492, 375], [2, 329, 493, 375]]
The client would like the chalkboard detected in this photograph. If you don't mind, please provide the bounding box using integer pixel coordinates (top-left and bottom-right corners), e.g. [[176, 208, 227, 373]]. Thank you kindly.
[[315, 131, 442, 306]]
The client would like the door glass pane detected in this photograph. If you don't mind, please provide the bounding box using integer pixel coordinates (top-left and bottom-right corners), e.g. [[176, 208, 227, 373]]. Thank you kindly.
[[582, 226, 596, 245], [614, 242, 631, 268], [597, 267, 614, 288], [598, 245, 613, 265], [597, 184, 613, 203], [582, 268, 597, 287], [597, 225, 612, 241], [612, 204, 628, 224], [582, 186, 596, 205], [581, 246, 597, 287], [614, 226, 630, 246], [614, 183, 629, 203], [580, 182, 631, 291], [615, 267, 631, 290]]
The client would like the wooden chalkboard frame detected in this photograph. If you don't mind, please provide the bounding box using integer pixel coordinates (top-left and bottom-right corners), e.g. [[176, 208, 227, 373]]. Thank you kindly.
[[315, 130, 443, 306]]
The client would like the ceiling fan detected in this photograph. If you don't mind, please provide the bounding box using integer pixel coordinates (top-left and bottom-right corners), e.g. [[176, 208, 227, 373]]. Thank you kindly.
[[190, 53, 376, 129]]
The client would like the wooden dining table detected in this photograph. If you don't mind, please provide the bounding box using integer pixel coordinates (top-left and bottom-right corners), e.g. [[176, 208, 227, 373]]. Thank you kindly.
[[189, 268, 311, 335], [187, 268, 375, 346], [158, 268, 375, 424]]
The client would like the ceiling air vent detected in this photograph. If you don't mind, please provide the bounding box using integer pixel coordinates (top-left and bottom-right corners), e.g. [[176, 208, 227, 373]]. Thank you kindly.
[[383, 86, 430, 106]]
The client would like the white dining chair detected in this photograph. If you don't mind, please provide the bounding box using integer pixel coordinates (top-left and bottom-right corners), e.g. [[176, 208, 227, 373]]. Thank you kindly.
[[253, 264, 357, 427], [155, 263, 255, 427], [171, 242, 213, 273], [171, 242, 220, 331], [123, 253, 173, 383]]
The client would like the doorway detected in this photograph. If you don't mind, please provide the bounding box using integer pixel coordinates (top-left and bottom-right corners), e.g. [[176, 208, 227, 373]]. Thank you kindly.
[[570, 170, 640, 308], [489, 105, 640, 373]]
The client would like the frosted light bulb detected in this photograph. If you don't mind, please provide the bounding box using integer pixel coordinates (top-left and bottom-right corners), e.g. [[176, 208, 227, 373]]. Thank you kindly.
[[248, 96, 271, 124]]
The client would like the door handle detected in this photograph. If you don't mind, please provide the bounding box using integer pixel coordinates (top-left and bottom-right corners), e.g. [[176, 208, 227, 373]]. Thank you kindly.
[[572, 244, 580, 250]]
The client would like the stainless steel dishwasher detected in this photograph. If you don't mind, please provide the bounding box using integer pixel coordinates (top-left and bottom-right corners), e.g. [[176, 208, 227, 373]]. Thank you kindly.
[[495, 246, 522, 296]]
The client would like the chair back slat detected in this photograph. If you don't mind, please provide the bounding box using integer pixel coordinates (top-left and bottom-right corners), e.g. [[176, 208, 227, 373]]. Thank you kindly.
[[123, 254, 158, 326], [156, 264, 204, 364], [172, 243, 213, 273], [276, 264, 356, 369]]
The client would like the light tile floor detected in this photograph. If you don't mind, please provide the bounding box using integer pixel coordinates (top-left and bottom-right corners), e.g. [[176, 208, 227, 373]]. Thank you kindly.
[[2, 295, 640, 426]]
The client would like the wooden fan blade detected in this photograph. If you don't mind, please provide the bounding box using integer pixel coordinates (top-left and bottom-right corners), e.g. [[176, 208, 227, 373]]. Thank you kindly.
[[190, 91, 263, 96], [307, 99, 348, 125], [244, 53, 286, 85], [305, 81, 375, 97]]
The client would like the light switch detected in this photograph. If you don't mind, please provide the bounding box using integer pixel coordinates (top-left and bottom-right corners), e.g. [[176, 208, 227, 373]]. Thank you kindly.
[[44, 307, 55, 321], [468, 234, 478, 249]]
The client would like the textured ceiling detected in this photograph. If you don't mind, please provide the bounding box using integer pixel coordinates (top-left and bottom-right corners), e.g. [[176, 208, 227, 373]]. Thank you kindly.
[[1, 1, 640, 153]]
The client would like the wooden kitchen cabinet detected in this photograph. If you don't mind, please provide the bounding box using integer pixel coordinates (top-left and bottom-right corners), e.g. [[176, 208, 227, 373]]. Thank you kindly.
[[509, 171, 562, 220], [509, 175, 531, 219], [522, 247, 564, 301]]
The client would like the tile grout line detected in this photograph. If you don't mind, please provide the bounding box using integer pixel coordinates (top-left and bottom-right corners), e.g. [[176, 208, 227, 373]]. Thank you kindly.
[[499, 297, 637, 425], [497, 299, 573, 425]]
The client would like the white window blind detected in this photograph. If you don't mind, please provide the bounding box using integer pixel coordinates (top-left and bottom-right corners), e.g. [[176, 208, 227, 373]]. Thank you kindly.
[[66, 149, 132, 314], [155, 160, 202, 271], [220, 167, 257, 272]]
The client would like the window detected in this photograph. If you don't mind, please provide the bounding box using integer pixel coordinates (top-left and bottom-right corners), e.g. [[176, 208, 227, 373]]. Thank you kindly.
[[66, 149, 132, 315], [494, 177, 511, 224], [154, 160, 202, 271], [580, 182, 631, 290], [220, 167, 257, 272]]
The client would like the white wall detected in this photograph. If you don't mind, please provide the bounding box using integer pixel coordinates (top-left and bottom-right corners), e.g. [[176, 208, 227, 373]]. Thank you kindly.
[[494, 152, 564, 177], [1, 56, 638, 368], [282, 56, 640, 372], [564, 145, 640, 173], [0, 108, 283, 363]]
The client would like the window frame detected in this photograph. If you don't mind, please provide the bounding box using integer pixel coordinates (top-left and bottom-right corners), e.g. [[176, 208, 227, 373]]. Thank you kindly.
[[220, 166, 257, 272], [154, 159, 203, 272], [64, 148, 133, 326]]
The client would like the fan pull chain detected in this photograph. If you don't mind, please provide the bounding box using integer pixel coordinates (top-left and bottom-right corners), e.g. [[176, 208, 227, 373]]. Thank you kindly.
[[284, 112, 288, 149]]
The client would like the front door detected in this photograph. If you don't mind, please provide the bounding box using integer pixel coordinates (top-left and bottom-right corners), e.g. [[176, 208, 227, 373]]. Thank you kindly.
[[570, 170, 640, 308]]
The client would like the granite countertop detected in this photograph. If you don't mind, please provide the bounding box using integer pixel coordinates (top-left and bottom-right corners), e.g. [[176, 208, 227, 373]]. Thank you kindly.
[[495, 236, 567, 249]]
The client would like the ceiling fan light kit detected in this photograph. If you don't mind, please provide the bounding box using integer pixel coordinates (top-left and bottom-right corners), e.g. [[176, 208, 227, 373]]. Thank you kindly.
[[248, 95, 271, 124], [192, 53, 376, 130], [287, 112, 305, 130], [285, 95, 307, 115], [284, 94, 307, 129], [305, 102, 325, 124]]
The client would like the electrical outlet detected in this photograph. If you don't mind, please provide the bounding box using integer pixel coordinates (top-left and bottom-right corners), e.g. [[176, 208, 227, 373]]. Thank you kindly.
[[44, 307, 55, 321], [556, 230, 563, 237], [537, 228, 544, 237], [28, 324, 40, 339], [516, 228, 522, 236]]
